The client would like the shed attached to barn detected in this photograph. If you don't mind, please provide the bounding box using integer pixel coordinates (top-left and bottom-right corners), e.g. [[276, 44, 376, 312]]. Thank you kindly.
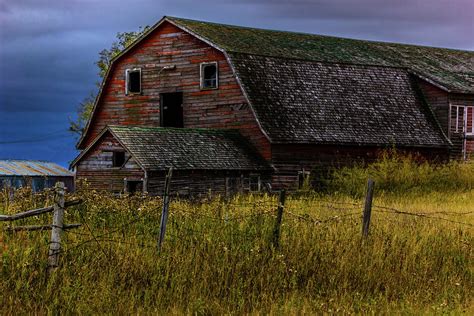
[[0, 160, 74, 192]]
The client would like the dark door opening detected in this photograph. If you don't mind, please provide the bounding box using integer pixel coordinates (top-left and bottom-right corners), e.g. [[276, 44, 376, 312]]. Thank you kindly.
[[126, 180, 143, 194], [160, 92, 183, 128]]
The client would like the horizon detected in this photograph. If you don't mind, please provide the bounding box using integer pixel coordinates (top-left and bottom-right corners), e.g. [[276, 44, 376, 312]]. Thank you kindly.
[[1, 0, 473, 168]]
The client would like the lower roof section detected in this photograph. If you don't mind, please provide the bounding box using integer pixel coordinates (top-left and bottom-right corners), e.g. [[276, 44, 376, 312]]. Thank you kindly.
[[72, 125, 270, 172], [230, 53, 451, 148]]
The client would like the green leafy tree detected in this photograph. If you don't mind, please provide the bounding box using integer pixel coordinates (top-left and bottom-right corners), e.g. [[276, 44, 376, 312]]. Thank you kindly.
[[69, 26, 149, 136]]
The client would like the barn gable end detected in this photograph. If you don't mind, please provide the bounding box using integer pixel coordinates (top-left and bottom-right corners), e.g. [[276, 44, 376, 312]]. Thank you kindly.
[[78, 20, 271, 160]]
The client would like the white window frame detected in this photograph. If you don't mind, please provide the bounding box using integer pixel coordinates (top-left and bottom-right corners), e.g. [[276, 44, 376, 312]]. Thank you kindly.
[[125, 68, 142, 95], [466, 106, 474, 135], [452, 105, 474, 135], [200, 62, 218, 90]]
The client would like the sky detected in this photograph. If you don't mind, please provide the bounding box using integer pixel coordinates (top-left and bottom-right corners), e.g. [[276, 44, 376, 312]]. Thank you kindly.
[[0, 0, 473, 168]]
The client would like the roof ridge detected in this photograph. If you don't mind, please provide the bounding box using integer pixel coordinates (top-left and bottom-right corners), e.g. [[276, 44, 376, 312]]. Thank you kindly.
[[168, 16, 474, 54]]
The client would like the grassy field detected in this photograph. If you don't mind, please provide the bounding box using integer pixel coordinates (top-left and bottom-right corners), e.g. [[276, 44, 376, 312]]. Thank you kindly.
[[1, 156, 473, 314]]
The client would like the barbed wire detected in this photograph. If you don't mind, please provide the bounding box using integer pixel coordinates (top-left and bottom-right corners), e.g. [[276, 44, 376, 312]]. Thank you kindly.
[[285, 210, 361, 224], [372, 208, 473, 227]]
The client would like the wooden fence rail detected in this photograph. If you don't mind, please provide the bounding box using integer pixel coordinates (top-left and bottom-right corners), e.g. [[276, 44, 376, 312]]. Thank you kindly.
[[0, 182, 82, 275], [0, 199, 81, 222]]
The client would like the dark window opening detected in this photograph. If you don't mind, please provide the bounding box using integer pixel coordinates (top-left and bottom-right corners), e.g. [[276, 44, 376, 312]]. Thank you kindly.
[[161, 92, 184, 128], [200, 62, 218, 89], [126, 180, 143, 194], [249, 175, 260, 192], [298, 170, 311, 189], [126, 69, 141, 94], [112, 151, 125, 167]]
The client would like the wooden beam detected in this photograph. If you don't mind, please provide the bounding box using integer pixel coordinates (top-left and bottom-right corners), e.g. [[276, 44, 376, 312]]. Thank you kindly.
[[0, 206, 54, 222], [0, 199, 82, 222]]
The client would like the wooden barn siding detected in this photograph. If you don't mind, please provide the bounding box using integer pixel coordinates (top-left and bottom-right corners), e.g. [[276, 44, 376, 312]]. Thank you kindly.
[[417, 80, 474, 160], [82, 21, 270, 159], [450, 93, 474, 159], [75, 133, 144, 192], [417, 79, 450, 135], [146, 170, 271, 197], [270, 144, 449, 190]]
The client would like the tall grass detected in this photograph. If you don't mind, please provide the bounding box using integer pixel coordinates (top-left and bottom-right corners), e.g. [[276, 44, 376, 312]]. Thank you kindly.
[[1, 184, 472, 314], [325, 150, 474, 196]]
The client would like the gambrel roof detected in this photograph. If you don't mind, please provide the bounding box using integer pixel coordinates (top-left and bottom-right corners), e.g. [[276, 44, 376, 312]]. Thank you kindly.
[[72, 126, 270, 171], [230, 53, 448, 147], [78, 16, 472, 149], [168, 17, 474, 94]]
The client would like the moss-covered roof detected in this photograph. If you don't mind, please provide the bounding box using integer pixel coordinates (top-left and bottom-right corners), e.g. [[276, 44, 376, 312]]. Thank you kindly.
[[108, 126, 270, 171], [168, 17, 474, 94]]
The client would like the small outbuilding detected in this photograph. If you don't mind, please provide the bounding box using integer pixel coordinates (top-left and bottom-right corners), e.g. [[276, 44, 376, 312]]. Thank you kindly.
[[71, 125, 271, 196], [0, 160, 74, 192]]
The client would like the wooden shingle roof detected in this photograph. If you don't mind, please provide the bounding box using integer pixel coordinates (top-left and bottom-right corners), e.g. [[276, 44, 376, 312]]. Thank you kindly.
[[168, 17, 474, 94], [74, 126, 270, 171], [230, 53, 449, 147], [78, 16, 468, 150]]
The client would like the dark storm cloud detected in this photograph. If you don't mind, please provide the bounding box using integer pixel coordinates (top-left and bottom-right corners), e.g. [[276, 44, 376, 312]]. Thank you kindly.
[[0, 0, 473, 166]]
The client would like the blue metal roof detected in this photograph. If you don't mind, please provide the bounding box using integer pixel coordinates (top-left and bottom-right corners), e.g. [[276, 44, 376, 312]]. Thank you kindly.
[[0, 160, 74, 177]]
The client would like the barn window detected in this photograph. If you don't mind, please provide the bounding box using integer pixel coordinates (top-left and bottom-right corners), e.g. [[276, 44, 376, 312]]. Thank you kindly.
[[124, 178, 143, 194], [451, 105, 474, 135], [249, 175, 261, 192], [112, 151, 125, 167], [297, 170, 311, 189], [200, 62, 218, 89], [125, 68, 141, 94]]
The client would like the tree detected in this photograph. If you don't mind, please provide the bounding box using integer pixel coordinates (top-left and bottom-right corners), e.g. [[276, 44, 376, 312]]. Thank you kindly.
[[69, 26, 150, 136]]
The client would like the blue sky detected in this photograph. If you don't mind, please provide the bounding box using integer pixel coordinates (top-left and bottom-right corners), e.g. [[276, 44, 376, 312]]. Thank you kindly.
[[0, 0, 473, 167]]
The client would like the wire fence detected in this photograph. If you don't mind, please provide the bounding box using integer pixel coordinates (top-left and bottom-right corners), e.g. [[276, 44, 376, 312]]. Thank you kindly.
[[42, 194, 471, 259], [2, 189, 473, 261]]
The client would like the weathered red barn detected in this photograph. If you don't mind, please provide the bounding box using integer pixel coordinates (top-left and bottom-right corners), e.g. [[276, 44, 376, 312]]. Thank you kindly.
[[71, 16, 474, 195]]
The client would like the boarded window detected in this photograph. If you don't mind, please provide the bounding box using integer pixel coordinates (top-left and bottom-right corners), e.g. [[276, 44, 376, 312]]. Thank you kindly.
[[200, 62, 218, 89], [125, 68, 141, 94], [112, 151, 125, 167]]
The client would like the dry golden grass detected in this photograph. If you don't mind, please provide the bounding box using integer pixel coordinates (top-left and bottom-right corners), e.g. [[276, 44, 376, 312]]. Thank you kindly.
[[0, 186, 472, 314]]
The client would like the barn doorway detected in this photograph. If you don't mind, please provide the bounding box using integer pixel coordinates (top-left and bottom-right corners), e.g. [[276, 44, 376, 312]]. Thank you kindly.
[[125, 179, 143, 194], [160, 92, 183, 128]]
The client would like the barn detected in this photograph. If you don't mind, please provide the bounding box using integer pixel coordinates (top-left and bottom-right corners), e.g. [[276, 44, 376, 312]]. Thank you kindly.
[[0, 160, 74, 192], [71, 16, 474, 195]]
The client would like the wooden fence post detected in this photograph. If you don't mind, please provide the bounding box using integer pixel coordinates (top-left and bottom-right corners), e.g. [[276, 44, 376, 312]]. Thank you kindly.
[[48, 182, 65, 274], [158, 167, 173, 251], [362, 179, 375, 238], [271, 190, 286, 248]]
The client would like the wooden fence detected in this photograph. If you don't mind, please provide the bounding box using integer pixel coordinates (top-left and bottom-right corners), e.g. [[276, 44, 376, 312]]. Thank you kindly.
[[0, 174, 380, 273], [0, 182, 82, 274]]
